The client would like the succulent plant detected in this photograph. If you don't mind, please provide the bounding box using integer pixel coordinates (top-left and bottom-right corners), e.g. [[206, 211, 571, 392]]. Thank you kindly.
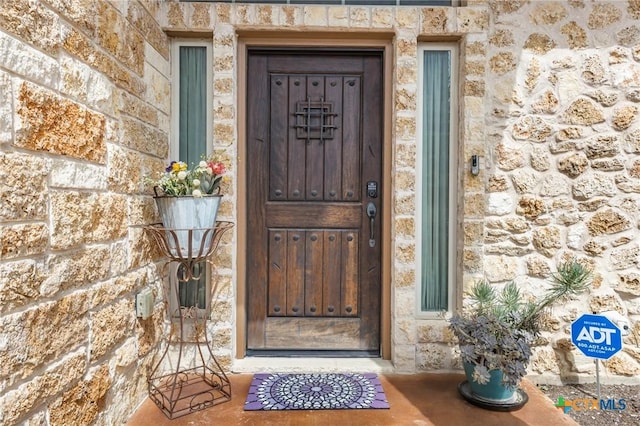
[[449, 259, 592, 389]]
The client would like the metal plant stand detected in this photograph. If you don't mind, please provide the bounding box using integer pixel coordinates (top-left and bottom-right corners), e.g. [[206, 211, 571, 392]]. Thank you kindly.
[[144, 221, 233, 419]]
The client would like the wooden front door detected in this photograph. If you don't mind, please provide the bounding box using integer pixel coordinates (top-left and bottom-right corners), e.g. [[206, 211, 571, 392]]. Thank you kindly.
[[246, 49, 383, 354]]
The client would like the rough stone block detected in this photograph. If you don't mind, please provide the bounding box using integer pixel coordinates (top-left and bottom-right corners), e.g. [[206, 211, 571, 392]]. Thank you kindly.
[[0, 152, 49, 222], [0, 223, 48, 260], [48, 365, 112, 426], [50, 159, 107, 191], [15, 81, 106, 163], [0, 259, 45, 314], [90, 299, 134, 360], [50, 192, 127, 250], [0, 352, 85, 425], [0, 0, 59, 51]]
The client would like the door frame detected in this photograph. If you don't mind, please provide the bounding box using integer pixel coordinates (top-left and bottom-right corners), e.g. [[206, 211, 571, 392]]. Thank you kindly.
[[236, 30, 393, 360]]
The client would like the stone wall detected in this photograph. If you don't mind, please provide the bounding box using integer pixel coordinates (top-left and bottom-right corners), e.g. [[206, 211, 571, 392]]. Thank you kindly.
[[0, 1, 171, 424], [2, 0, 640, 424]]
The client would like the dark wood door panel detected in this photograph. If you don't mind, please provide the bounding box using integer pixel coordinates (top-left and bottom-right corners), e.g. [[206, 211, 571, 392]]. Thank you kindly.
[[247, 50, 383, 353], [267, 229, 360, 318]]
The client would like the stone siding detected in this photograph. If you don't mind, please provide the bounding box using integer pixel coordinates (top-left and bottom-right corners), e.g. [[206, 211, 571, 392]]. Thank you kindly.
[[2, 0, 640, 424]]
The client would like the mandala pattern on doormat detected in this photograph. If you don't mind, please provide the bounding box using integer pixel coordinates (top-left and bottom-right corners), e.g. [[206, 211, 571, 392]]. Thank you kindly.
[[244, 373, 390, 410]]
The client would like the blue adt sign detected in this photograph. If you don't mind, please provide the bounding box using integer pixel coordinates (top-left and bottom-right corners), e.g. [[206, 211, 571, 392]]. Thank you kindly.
[[571, 314, 623, 360]]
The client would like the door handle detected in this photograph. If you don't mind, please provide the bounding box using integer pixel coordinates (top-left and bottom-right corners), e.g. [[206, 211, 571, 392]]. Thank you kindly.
[[366, 202, 377, 247]]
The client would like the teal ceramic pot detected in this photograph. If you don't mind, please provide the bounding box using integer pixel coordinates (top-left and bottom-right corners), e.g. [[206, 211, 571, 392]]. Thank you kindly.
[[463, 361, 516, 402]]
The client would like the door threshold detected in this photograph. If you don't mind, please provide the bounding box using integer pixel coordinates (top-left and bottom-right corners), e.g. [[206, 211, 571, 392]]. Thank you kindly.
[[231, 356, 395, 374], [246, 349, 379, 357]]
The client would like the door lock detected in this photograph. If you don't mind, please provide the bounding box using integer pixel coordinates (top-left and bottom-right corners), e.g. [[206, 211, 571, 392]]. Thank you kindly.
[[367, 181, 378, 198]]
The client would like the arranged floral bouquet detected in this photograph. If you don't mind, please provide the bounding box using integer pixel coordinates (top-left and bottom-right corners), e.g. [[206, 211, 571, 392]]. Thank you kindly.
[[148, 155, 226, 197]]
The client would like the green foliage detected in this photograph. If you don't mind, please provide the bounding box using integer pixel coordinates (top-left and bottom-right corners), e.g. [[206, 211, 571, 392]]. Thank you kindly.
[[449, 259, 592, 390]]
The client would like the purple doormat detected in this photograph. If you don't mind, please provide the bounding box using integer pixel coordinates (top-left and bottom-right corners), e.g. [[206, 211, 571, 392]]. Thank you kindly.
[[244, 373, 390, 410]]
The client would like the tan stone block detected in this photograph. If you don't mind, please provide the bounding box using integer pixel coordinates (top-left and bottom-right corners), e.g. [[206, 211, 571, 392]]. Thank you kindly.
[[96, 2, 144, 75], [395, 242, 415, 265], [512, 115, 553, 143], [604, 353, 640, 376], [496, 142, 525, 170], [464, 193, 485, 217], [372, 8, 393, 28], [465, 60, 485, 76], [531, 2, 567, 25], [0, 223, 47, 260], [395, 8, 418, 29], [463, 248, 482, 272], [529, 347, 559, 374], [588, 3, 621, 29], [0, 352, 85, 425], [394, 267, 415, 289], [303, 6, 327, 26], [524, 33, 557, 54], [422, 8, 448, 33], [489, 52, 516, 75], [463, 222, 483, 245], [456, 7, 488, 33], [325, 6, 347, 26], [121, 116, 168, 158], [613, 105, 638, 131], [395, 116, 416, 139], [395, 217, 415, 238], [484, 255, 518, 282], [42, 246, 112, 297], [235, 5, 250, 25], [394, 193, 415, 215], [416, 344, 448, 370], [119, 91, 159, 127], [395, 143, 416, 169], [466, 41, 486, 56], [191, 2, 213, 27], [214, 76, 234, 95], [1, 294, 89, 381], [558, 152, 588, 178], [15, 81, 106, 163], [0, 259, 45, 314], [395, 319, 416, 345], [396, 60, 417, 85], [0, 0, 59, 52], [488, 175, 508, 192], [526, 255, 551, 277], [489, 29, 514, 47], [125, 2, 169, 60], [0, 152, 49, 221], [50, 192, 127, 250], [49, 365, 112, 426], [395, 170, 416, 193], [581, 55, 606, 85], [350, 7, 370, 27], [611, 245, 640, 270], [395, 89, 416, 111], [166, 2, 187, 27], [279, 6, 299, 26], [572, 173, 616, 200], [532, 226, 561, 257], [90, 299, 134, 360], [464, 79, 485, 97], [62, 27, 144, 96], [136, 302, 164, 357], [617, 272, 640, 296], [108, 146, 142, 194], [396, 38, 417, 58]]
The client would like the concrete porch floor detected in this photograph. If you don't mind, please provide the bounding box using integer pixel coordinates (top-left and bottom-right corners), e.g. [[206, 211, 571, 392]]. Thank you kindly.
[[126, 373, 578, 426]]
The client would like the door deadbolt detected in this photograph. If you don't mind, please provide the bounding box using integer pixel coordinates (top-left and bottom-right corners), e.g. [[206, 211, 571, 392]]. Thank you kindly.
[[367, 181, 378, 198]]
